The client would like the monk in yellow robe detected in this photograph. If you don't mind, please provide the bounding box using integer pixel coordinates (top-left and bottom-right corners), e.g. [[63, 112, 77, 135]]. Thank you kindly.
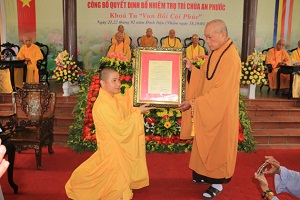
[[111, 25, 131, 46], [161, 29, 182, 48], [265, 39, 290, 91], [139, 28, 157, 47], [186, 34, 206, 61], [108, 32, 131, 60], [16, 36, 43, 88], [290, 40, 300, 64], [65, 67, 154, 200], [290, 40, 300, 97], [178, 19, 240, 199]]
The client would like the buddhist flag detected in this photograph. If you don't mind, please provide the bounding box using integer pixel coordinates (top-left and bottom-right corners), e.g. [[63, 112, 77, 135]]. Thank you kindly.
[[17, 0, 36, 41], [273, 0, 294, 46]]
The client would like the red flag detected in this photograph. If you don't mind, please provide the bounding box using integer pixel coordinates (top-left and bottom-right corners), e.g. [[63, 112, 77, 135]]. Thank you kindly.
[[17, 0, 36, 41]]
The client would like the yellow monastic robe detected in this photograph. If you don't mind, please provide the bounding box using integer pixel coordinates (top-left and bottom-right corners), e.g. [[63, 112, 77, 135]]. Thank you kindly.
[[265, 47, 290, 89], [139, 35, 157, 47], [112, 32, 131, 45], [290, 48, 300, 97], [0, 69, 13, 93], [180, 39, 240, 182], [16, 44, 43, 88], [290, 48, 300, 63], [107, 42, 131, 60], [65, 88, 149, 200], [186, 44, 205, 61], [161, 37, 182, 48]]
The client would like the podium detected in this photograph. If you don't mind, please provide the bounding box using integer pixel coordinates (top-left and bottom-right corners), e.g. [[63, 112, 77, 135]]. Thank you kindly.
[[276, 65, 300, 98], [0, 60, 27, 91]]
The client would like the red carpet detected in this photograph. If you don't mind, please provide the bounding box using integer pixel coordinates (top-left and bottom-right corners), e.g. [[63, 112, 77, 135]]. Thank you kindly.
[[0, 147, 299, 200]]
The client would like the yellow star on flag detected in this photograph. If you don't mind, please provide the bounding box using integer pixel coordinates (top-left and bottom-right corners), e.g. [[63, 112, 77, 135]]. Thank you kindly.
[[20, 0, 31, 8]]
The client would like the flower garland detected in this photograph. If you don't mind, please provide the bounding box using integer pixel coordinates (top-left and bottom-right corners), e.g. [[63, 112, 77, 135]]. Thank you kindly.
[[67, 53, 256, 153], [52, 50, 80, 84]]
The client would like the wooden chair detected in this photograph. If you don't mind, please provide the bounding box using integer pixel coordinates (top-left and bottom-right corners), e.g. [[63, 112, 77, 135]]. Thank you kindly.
[[160, 36, 182, 47], [287, 47, 297, 55], [184, 36, 207, 54], [0, 42, 20, 59], [9, 82, 55, 170], [260, 47, 272, 93], [137, 36, 158, 46], [34, 42, 50, 87]]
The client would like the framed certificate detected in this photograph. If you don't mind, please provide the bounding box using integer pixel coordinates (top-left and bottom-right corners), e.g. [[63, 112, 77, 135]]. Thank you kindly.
[[133, 47, 186, 107]]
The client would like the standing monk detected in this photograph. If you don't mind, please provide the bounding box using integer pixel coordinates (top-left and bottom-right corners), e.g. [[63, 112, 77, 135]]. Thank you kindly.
[[65, 67, 154, 200], [16, 36, 43, 87], [139, 28, 157, 47], [265, 39, 290, 92], [178, 19, 241, 199]]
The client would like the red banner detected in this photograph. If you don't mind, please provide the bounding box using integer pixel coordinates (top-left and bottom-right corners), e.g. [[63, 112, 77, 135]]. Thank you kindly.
[[17, 0, 36, 41]]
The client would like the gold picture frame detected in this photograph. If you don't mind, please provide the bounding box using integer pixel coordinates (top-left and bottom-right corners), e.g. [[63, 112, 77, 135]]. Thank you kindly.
[[133, 47, 186, 108]]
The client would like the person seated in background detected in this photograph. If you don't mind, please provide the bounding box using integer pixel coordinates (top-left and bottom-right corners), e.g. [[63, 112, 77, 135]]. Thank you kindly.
[[186, 34, 205, 62], [107, 32, 131, 60], [162, 29, 182, 48], [111, 25, 131, 46], [265, 39, 290, 93], [139, 28, 157, 47], [254, 156, 300, 200], [16, 35, 43, 88], [290, 40, 300, 65]]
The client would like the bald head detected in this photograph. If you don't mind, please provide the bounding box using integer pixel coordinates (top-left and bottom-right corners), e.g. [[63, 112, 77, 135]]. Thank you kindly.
[[22, 35, 33, 48], [146, 28, 153, 37], [206, 19, 228, 37], [118, 25, 124, 33], [100, 67, 118, 81], [169, 29, 175, 39], [276, 39, 285, 51]]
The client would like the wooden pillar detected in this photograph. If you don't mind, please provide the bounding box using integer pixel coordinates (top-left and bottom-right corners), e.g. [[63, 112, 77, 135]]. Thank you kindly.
[[241, 0, 258, 62], [63, 0, 77, 62]]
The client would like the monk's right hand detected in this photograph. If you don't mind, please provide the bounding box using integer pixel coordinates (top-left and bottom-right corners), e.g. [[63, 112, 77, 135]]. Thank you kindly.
[[139, 103, 156, 114], [183, 58, 192, 72], [177, 100, 191, 112]]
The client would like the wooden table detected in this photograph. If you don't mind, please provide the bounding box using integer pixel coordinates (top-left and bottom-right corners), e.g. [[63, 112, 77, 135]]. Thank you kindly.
[[276, 65, 300, 98], [0, 60, 27, 91]]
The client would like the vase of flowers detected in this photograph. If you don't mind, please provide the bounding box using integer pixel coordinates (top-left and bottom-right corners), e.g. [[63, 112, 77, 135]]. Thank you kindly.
[[240, 50, 267, 99], [191, 55, 208, 69], [52, 50, 80, 96]]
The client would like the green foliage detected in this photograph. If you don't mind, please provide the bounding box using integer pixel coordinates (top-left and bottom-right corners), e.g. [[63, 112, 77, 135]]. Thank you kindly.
[[67, 69, 98, 153], [238, 94, 256, 153], [67, 69, 256, 154]]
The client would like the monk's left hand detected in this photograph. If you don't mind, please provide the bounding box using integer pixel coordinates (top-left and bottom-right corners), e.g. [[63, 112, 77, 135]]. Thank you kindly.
[[177, 100, 191, 112]]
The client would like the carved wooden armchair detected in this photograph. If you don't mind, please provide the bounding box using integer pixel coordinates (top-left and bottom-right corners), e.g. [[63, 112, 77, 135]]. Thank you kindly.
[[34, 42, 50, 87], [0, 42, 20, 59], [9, 83, 55, 170], [160, 36, 182, 47]]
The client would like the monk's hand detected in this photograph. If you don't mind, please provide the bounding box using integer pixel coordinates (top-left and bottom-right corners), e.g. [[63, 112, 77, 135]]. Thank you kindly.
[[183, 58, 192, 72], [177, 100, 191, 112], [138, 103, 156, 114]]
